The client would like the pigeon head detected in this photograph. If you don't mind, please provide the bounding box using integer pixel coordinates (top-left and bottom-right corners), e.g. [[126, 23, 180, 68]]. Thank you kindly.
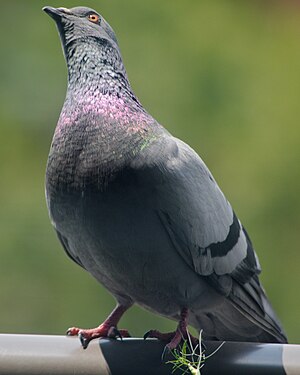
[[43, 6, 118, 50], [43, 6, 126, 84]]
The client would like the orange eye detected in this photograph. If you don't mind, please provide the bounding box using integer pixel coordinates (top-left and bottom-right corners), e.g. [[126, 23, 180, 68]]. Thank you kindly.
[[88, 14, 99, 23]]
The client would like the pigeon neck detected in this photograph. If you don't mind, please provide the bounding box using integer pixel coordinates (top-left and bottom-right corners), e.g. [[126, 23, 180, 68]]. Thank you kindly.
[[66, 38, 133, 97]]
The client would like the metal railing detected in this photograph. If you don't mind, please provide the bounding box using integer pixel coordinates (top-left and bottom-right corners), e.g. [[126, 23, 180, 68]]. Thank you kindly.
[[0, 334, 299, 374]]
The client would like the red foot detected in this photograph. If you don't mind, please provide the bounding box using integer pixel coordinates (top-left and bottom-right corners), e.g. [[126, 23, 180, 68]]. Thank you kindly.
[[66, 304, 131, 349], [67, 324, 130, 349], [144, 308, 198, 352]]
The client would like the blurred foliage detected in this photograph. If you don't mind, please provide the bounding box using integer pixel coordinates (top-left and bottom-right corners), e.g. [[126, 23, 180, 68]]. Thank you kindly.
[[0, 0, 299, 343]]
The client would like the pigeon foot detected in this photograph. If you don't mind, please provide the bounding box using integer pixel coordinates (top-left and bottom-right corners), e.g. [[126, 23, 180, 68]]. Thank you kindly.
[[144, 308, 198, 353], [67, 324, 131, 349], [66, 304, 131, 349]]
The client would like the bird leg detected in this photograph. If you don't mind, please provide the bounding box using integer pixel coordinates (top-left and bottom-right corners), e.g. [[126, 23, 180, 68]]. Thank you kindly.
[[144, 308, 198, 351], [67, 304, 131, 349]]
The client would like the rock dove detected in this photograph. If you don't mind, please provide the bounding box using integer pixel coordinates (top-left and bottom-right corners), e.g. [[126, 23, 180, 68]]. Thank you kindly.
[[43, 5, 288, 349]]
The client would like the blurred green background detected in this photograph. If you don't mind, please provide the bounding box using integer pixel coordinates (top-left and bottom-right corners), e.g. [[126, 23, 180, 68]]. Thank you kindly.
[[0, 0, 299, 343]]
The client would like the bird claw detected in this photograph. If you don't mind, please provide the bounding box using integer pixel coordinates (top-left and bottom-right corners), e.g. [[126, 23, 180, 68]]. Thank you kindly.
[[144, 329, 174, 362], [66, 327, 80, 336], [107, 326, 122, 340], [143, 330, 152, 340], [79, 332, 90, 349]]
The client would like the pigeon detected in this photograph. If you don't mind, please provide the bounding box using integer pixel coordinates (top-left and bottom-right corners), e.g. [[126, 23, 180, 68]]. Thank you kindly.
[[43, 6, 288, 349]]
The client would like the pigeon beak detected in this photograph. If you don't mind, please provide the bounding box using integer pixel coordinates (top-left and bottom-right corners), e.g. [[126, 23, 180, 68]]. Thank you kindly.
[[43, 6, 71, 21]]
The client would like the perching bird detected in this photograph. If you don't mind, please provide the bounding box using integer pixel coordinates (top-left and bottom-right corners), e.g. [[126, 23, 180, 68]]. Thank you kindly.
[[43, 5, 287, 349]]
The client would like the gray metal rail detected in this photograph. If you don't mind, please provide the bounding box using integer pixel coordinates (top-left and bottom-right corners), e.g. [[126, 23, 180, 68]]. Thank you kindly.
[[0, 334, 299, 374]]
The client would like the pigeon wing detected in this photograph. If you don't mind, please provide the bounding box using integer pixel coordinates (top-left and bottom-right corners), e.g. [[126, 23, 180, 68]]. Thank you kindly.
[[131, 135, 287, 342], [133, 136, 261, 287]]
